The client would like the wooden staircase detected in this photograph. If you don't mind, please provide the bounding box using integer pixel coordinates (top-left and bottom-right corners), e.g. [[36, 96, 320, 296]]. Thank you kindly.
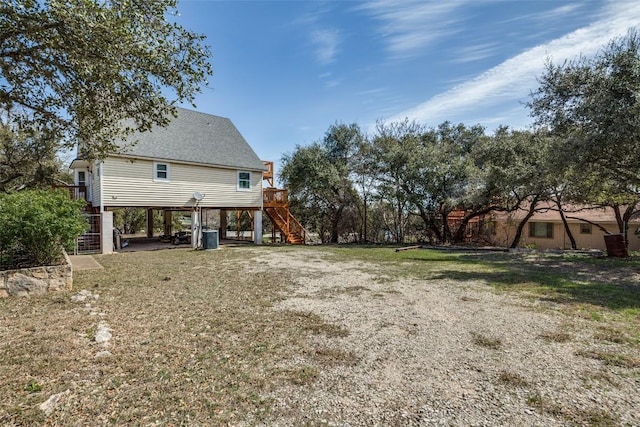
[[263, 188, 306, 244]]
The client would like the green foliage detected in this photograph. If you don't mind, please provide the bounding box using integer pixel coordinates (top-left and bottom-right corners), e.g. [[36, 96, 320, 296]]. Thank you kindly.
[[111, 208, 184, 235], [112, 207, 146, 235], [372, 120, 494, 243], [23, 380, 42, 394], [280, 123, 363, 243], [0, 124, 66, 192], [281, 31, 640, 248], [530, 29, 640, 187], [529, 29, 640, 245], [0, 0, 212, 159], [531, 30, 640, 180], [0, 189, 88, 269]]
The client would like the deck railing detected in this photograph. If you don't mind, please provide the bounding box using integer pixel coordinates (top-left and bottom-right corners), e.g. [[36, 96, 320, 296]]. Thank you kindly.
[[262, 160, 274, 186], [263, 188, 288, 207], [54, 185, 88, 202]]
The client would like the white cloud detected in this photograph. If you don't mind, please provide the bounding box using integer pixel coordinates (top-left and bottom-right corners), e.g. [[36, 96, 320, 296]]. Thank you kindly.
[[324, 79, 342, 88], [311, 28, 341, 65], [386, 1, 640, 127], [450, 42, 499, 64], [357, 0, 474, 59], [499, 3, 583, 25]]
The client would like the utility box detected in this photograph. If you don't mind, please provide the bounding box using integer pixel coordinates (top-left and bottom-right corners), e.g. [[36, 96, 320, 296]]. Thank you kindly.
[[203, 230, 219, 250], [604, 233, 627, 257]]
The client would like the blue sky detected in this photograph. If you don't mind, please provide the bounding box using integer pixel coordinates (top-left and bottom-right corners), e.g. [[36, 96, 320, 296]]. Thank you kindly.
[[175, 0, 640, 165]]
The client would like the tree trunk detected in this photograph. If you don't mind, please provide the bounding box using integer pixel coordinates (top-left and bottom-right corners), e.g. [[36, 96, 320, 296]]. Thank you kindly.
[[329, 205, 345, 243], [510, 198, 539, 248], [440, 207, 451, 244], [620, 204, 637, 249], [612, 205, 630, 249], [442, 213, 451, 244], [363, 196, 368, 243], [397, 203, 404, 244], [613, 205, 624, 234], [330, 218, 340, 243], [555, 198, 577, 249], [558, 209, 577, 250], [451, 206, 500, 244]]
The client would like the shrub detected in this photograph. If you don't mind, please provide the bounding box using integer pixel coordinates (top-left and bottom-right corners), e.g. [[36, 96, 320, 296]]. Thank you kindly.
[[0, 189, 88, 269]]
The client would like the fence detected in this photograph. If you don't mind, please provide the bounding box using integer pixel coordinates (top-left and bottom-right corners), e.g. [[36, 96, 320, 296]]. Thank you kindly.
[[76, 213, 101, 254]]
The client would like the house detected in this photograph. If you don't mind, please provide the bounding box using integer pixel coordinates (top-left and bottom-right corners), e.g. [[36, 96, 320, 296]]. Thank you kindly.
[[69, 107, 267, 253], [482, 202, 640, 251]]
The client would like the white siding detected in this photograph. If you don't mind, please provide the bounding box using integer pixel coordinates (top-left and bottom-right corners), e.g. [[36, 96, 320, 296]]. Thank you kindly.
[[91, 162, 101, 208], [101, 157, 262, 208]]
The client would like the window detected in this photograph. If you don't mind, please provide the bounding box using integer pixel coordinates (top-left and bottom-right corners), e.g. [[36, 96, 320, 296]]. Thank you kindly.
[[77, 171, 86, 187], [580, 223, 592, 234], [482, 221, 496, 236], [154, 162, 170, 182], [529, 222, 553, 238], [237, 171, 251, 191]]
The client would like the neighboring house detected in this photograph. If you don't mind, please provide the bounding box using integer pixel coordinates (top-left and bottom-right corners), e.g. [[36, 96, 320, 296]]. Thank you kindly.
[[69, 107, 266, 253], [483, 202, 640, 251]]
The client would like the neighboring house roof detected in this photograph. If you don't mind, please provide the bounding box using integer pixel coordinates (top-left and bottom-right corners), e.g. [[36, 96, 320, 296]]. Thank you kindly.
[[491, 201, 640, 224], [113, 107, 265, 171]]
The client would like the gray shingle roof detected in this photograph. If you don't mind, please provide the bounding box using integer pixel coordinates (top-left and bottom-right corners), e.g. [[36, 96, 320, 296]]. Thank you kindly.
[[115, 108, 265, 171]]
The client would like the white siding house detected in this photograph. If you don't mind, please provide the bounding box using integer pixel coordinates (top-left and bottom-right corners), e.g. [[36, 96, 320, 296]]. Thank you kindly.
[[97, 156, 262, 209], [70, 108, 266, 253]]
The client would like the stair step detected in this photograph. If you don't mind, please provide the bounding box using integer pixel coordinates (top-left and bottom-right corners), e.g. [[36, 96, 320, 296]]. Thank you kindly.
[[264, 202, 305, 245]]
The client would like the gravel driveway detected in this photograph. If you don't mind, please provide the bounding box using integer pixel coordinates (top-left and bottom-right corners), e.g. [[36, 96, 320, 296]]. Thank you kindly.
[[246, 249, 639, 426]]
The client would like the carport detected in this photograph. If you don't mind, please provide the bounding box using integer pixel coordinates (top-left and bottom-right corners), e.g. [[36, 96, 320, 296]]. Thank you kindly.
[[110, 206, 262, 252]]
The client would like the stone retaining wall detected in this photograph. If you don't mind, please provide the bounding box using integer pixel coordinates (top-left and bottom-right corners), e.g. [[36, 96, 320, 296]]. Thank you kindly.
[[0, 250, 73, 298]]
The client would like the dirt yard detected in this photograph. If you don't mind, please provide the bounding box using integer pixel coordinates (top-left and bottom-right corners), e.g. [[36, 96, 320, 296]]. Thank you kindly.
[[1, 246, 638, 426], [243, 248, 639, 426]]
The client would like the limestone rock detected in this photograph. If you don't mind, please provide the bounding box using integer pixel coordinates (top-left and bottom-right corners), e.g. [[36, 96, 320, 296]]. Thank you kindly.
[[39, 389, 71, 416], [95, 322, 112, 344], [71, 289, 99, 303], [6, 273, 47, 297]]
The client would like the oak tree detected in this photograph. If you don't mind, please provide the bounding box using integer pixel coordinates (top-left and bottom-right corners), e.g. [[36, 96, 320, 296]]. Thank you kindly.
[[1, 0, 212, 158]]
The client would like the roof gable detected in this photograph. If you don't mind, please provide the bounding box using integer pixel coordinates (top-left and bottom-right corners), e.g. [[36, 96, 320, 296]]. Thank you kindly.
[[115, 108, 265, 171]]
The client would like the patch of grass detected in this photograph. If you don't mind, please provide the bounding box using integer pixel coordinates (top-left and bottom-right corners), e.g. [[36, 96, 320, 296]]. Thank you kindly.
[[316, 285, 370, 299], [581, 371, 620, 387], [285, 366, 319, 385], [24, 380, 42, 393], [85, 326, 97, 338], [569, 408, 619, 427], [593, 326, 628, 344], [289, 310, 350, 338], [528, 390, 620, 427], [526, 392, 564, 417], [108, 376, 124, 390], [471, 332, 502, 349], [309, 346, 360, 367], [539, 330, 572, 343], [576, 349, 640, 368], [344, 285, 370, 294], [497, 371, 528, 387]]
